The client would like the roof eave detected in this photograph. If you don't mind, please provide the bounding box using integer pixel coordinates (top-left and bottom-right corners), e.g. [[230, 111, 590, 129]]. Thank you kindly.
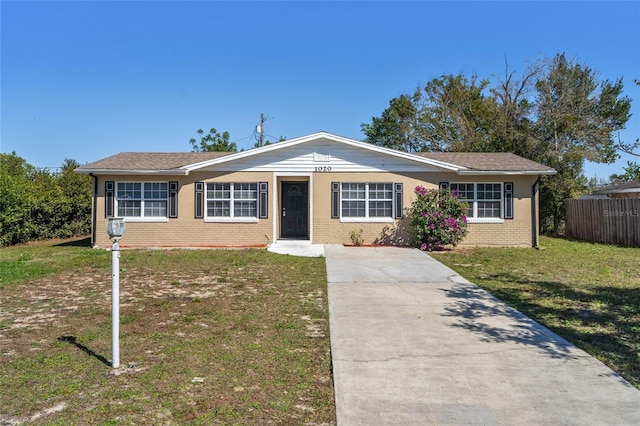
[[456, 170, 557, 176], [75, 168, 190, 176]]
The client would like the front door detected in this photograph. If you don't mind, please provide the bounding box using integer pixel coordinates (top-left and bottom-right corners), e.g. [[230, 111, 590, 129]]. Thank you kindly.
[[281, 182, 309, 239]]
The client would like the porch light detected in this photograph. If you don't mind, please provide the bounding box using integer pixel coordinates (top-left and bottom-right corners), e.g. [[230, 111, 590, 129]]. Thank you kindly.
[[106, 217, 126, 369]]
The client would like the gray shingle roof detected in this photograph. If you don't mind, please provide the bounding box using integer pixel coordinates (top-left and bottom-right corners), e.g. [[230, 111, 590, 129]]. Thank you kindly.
[[78, 152, 232, 171], [415, 152, 555, 173], [592, 181, 640, 194], [76, 149, 554, 174]]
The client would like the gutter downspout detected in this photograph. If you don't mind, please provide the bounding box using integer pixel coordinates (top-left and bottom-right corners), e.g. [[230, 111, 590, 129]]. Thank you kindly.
[[531, 175, 541, 249], [89, 173, 98, 248]]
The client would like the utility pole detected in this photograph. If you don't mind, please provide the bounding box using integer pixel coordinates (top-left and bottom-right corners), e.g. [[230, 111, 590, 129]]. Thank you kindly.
[[258, 112, 265, 147]]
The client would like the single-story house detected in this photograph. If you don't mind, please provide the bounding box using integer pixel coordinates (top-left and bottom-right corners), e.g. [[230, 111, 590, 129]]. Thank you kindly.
[[590, 181, 640, 199], [75, 131, 556, 249]]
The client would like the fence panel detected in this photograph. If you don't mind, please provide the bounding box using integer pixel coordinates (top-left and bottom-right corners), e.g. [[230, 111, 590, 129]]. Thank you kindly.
[[565, 199, 640, 246]]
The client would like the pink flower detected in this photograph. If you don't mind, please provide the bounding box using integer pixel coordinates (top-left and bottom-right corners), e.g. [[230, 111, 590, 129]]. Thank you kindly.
[[415, 186, 428, 196]]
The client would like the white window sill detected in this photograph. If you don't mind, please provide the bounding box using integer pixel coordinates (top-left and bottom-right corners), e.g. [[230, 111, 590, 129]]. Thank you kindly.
[[205, 217, 259, 223], [120, 217, 169, 223], [467, 218, 504, 224], [340, 217, 395, 223]]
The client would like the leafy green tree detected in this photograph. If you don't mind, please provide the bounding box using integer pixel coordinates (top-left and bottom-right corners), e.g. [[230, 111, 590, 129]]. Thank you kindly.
[[361, 94, 423, 152], [0, 152, 37, 245], [0, 153, 92, 246], [535, 53, 631, 232], [189, 128, 237, 152], [609, 161, 640, 182], [362, 53, 633, 235], [363, 76, 498, 153], [57, 159, 92, 236], [417, 74, 497, 152]]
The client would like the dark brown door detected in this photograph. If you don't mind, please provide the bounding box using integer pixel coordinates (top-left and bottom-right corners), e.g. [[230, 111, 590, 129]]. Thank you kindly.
[[281, 182, 308, 239]]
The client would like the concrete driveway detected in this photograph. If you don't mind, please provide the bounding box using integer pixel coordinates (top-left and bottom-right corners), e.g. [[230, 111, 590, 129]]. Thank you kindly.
[[325, 245, 640, 425]]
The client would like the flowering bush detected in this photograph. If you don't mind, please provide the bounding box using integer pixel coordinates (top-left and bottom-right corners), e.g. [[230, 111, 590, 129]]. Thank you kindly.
[[409, 186, 469, 251]]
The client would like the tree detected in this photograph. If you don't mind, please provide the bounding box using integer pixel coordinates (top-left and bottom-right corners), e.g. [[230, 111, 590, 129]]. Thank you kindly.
[[57, 158, 92, 235], [253, 135, 286, 149], [361, 53, 633, 235], [489, 62, 541, 159], [417, 74, 497, 152], [0, 152, 37, 245], [609, 161, 640, 182], [615, 79, 640, 156], [616, 134, 640, 157], [361, 94, 423, 152], [535, 53, 631, 232], [189, 128, 237, 152], [363, 75, 499, 153], [0, 153, 92, 245]]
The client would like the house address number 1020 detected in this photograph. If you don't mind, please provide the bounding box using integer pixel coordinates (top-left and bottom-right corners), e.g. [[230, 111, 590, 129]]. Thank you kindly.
[[315, 166, 332, 172]]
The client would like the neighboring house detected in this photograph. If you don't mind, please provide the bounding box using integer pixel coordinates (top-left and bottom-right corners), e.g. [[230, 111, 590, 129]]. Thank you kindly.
[[591, 181, 640, 199], [75, 132, 556, 249]]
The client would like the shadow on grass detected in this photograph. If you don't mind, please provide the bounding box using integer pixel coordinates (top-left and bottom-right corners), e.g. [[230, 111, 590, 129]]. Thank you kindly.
[[460, 272, 640, 387], [441, 281, 578, 359], [58, 335, 112, 367], [54, 237, 92, 248]]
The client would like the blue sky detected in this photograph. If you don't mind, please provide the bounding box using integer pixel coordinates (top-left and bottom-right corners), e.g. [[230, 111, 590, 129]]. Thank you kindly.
[[2, 1, 639, 180]]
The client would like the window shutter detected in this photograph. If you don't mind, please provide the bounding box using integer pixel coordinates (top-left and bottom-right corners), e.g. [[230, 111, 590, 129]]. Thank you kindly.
[[331, 182, 340, 219], [194, 182, 204, 218], [259, 182, 268, 219], [168, 181, 179, 218], [439, 182, 449, 191], [394, 183, 403, 219], [105, 181, 115, 218], [504, 182, 514, 219]]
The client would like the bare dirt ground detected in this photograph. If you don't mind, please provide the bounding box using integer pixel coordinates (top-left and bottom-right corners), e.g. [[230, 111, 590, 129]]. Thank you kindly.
[[0, 249, 335, 425]]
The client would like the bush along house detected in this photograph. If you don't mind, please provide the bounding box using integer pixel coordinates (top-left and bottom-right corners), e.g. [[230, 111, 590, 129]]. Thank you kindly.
[[75, 132, 556, 249]]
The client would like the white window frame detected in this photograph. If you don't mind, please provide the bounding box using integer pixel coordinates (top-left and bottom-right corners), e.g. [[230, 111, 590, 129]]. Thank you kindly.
[[205, 182, 259, 223], [115, 181, 169, 222], [340, 182, 395, 223], [450, 182, 504, 224]]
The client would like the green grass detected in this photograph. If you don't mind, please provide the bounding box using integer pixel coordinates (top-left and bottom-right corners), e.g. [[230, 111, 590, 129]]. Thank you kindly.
[[0, 237, 108, 288], [436, 236, 640, 388], [0, 238, 335, 425]]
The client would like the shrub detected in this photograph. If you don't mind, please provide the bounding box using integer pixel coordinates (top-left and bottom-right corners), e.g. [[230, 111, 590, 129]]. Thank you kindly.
[[349, 228, 364, 246], [408, 186, 469, 251]]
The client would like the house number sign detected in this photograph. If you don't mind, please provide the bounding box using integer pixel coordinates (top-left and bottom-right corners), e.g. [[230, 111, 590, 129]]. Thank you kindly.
[[315, 166, 332, 172]]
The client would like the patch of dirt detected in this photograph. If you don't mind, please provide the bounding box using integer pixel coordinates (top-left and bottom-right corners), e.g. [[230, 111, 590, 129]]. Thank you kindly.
[[0, 267, 261, 333]]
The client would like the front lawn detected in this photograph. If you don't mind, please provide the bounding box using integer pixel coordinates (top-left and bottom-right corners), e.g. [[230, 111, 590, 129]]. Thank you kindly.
[[436, 236, 640, 388], [0, 238, 335, 425]]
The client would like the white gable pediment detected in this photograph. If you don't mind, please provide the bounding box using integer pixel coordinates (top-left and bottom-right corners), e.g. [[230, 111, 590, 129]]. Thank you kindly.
[[185, 133, 459, 173]]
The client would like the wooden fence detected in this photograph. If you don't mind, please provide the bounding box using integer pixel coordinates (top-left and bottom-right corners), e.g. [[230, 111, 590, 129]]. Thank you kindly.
[[565, 198, 640, 246]]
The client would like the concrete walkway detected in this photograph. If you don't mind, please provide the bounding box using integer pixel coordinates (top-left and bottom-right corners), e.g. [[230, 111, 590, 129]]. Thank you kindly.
[[325, 245, 640, 425]]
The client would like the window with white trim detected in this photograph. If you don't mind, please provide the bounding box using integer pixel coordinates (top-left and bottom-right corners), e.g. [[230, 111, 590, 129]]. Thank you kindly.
[[341, 183, 393, 219], [206, 183, 257, 218], [450, 183, 502, 219], [116, 182, 168, 218]]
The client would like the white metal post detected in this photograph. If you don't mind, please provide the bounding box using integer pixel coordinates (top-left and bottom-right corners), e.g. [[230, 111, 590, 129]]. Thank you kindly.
[[111, 240, 120, 369]]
